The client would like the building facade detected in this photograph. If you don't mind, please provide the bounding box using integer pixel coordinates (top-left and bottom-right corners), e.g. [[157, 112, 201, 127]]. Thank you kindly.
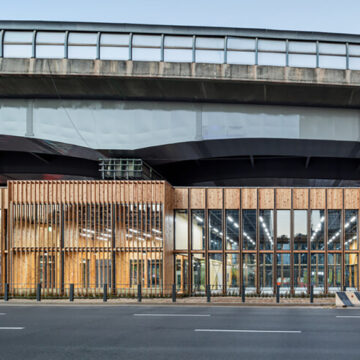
[[0, 181, 358, 296]]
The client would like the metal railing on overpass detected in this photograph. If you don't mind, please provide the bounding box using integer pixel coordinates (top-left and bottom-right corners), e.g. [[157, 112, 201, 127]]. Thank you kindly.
[[1, 21, 360, 70]]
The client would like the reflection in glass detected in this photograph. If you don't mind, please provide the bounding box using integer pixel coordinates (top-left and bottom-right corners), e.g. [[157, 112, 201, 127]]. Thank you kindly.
[[192, 254, 205, 294], [260, 253, 273, 294], [226, 254, 240, 295], [311, 210, 325, 250], [328, 253, 341, 292], [175, 210, 188, 250], [345, 254, 358, 290], [277, 210, 290, 250], [192, 210, 205, 250], [311, 253, 324, 294], [294, 210, 307, 250], [226, 210, 239, 250], [294, 253, 308, 293], [259, 210, 274, 250], [328, 210, 341, 250], [175, 254, 188, 294], [345, 210, 358, 250], [243, 210, 256, 250], [243, 253, 256, 294], [209, 253, 223, 294], [209, 210, 222, 250], [276, 253, 290, 292]]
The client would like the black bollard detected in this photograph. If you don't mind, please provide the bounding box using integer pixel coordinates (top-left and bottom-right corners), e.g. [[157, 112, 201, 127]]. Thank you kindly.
[[36, 283, 41, 302], [310, 284, 314, 304], [172, 284, 176, 303], [137, 284, 142, 302], [69, 284, 74, 302], [206, 284, 211, 303], [4, 283, 9, 302], [242, 285, 245, 303], [276, 285, 280, 303], [103, 284, 108, 302]]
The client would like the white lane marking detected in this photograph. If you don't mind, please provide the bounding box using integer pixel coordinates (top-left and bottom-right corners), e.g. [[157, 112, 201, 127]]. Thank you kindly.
[[0, 327, 24, 330], [0, 313, 6, 315], [195, 329, 301, 333], [134, 314, 211, 317], [336, 316, 360, 318]]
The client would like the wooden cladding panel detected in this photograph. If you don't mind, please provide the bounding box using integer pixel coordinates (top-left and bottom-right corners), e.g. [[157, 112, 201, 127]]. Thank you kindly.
[[327, 189, 343, 209], [344, 189, 360, 209], [241, 188, 257, 209], [310, 188, 326, 209], [224, 188, 240, 209], [207, 188, 223, 209], [8, 181, 167, 204], [174, 188, 188, 209], [276, 188, 291, 209], [190, 188, 205, 209], [293, 189, 308, 209], [259, 189, 274, 209]]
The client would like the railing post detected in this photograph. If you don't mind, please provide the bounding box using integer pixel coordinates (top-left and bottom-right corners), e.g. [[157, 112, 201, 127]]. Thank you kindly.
[[103, 284, 108, 302], [206, 284, 211, 303], [224, 36, 228, 64], [276, 285, 280, 303], [129, 33, 133, 61], [310, 284, 314, 304], [172, 284, 176, 303], [69, 284, 74, 302], [137, 283, 142, 302], [242, 285, 245, 303], [4, 283, 9, 302], [36, 283, 41, 302], [64, 31, 69, 59]]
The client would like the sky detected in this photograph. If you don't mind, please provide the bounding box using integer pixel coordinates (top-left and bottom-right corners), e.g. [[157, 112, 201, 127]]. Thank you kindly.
[[1, 0, 360, 35]]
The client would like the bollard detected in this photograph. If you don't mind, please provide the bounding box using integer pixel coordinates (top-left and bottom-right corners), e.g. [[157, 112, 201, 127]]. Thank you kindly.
[[172, 284, 176, 303], [310, 284, 314, 304], [69, 284, 74, 302], [242, 285, 245, 303], [343, 285, 347, 292], [36, 283, 41, 302], [137, 283, 142, 302], [276, 285, 280, 303], [206, 284, 211, 303], [4, 283, 9, 302], [103, 284, 108, 302]]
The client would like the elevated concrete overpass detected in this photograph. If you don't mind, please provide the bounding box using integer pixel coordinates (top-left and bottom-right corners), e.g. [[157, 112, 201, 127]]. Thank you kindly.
[[1, 21, 360, 185]]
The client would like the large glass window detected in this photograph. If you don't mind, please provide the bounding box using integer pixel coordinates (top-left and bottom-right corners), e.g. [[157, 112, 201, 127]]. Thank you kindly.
[[277, 210, 290, 250], [209, 210, 222, 250], [311, 253, 324, 294], [294, 210, 307, 250], [242, 253, 256, 294], [192, 210, 205, 250], [294, 253, 308, 293], [209, 253, 223, 294], [175, 254, 188, 294], [226, 210, 239, 250], [175, 210, 188, 250], [192, 254, 205, 294], [226, 254, 240, 295], [311, 210, 325, 250], [345, 210, 358, 250], [260, 253, 273, 294], [328, 210, 341, 250], [327, 253, 341, 292], [259, 210, 274, 250], [345, 254, 358, 290], [276, 253, 290, 292], [243, 210, 256, 250]]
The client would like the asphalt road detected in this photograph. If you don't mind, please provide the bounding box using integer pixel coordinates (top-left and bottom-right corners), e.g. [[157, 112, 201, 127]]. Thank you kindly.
[[0, 305, 359, 360]]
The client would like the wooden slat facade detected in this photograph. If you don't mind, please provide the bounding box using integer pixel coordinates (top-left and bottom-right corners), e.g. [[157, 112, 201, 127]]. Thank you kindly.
[[0, 182, 360, 296]]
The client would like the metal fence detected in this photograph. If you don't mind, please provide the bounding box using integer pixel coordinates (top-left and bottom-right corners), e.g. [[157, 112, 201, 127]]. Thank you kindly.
[[1, 22, 360, 70]]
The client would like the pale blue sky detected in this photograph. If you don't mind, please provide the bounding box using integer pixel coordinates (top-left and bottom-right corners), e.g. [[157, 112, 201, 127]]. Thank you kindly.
[[1, 0, 359, 34]]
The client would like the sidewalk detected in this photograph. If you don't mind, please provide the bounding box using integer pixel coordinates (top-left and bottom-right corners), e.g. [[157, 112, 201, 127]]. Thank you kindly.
[[0, 296, 334, 307]]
